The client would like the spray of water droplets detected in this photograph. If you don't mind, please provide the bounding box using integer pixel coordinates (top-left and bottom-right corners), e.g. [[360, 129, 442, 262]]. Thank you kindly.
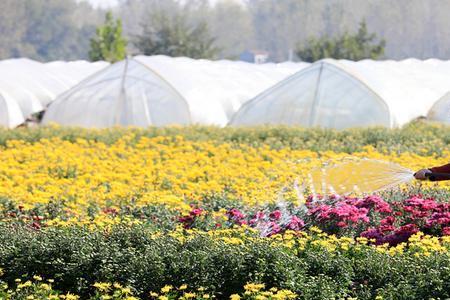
[[255, 159, 415, 237], [307, 159, 415, 199]]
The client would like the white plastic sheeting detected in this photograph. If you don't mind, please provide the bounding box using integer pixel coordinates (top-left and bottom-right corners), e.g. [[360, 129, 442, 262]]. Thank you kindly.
[[0, 91, 25, 128], [0, 58, 67, 117], [44, 60, 110, 88], [0, 58, 108, 127], [42, 58, 192, 127], [43, 55, 307, 127], [427, 91, 450, 124], [230, 59, 450, 129], [135, 56, 305, 125]]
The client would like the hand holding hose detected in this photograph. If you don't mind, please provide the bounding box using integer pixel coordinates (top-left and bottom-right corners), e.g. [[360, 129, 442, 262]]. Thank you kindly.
[[414, 168, 450, 181]]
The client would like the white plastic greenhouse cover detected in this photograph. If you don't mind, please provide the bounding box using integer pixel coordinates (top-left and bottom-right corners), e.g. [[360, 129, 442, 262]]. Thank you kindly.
[[44, 60, 110, 88], [42, 58, 192, 127], [132, 56, 307, 125], [43, 55, 307, 127], [0, 90, 25, 128], [427, 91, 450, 124], [0, 58, 108, 124], [230, 59, 450, 129], [0, 58, 67, 117], [0, 58, 83, 103]]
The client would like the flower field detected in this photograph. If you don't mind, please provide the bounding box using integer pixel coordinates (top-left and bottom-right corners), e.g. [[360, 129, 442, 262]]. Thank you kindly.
[[0, 123, 450, 299]]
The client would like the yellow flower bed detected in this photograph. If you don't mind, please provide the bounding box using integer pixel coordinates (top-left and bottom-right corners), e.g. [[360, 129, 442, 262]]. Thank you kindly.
[[0, 135, 448, 216], [0, 270, 297, 300], [163, 225, 450, 256]]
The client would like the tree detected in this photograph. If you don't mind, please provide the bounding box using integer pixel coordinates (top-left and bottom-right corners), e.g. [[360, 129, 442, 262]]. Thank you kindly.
[[296, 20, 386, 62], [89, 11, 127, 62], [134, 11, 219, 59]]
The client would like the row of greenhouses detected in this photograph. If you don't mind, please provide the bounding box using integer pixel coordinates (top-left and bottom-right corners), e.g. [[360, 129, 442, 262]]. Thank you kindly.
[[1, 56, 450, 129], [0, 58, 108, 128]]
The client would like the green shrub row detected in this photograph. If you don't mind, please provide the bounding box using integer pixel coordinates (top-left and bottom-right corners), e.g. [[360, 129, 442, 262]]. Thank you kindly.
[[1, 121, 449, 155], [0, 224, 449, 299]]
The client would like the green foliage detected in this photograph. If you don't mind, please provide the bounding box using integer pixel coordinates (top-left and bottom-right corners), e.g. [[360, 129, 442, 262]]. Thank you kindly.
[[134, 11, 219, 59], [0, 225, 449, 299], [89, 11, 127, 63], [0, 121, 448, 156], [296, 20, 386, 62], [0, 277, 63, 300]]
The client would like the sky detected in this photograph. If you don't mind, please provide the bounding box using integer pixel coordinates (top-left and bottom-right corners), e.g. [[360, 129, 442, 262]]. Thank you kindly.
[[79, 0, 119, 8]]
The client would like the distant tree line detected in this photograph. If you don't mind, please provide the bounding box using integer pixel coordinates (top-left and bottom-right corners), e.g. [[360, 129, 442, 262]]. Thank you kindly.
[[112, 0, 450, 61], [92, 2, 385, 62], [0, 0, 101, 61], [2, 0, 450, 62]]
